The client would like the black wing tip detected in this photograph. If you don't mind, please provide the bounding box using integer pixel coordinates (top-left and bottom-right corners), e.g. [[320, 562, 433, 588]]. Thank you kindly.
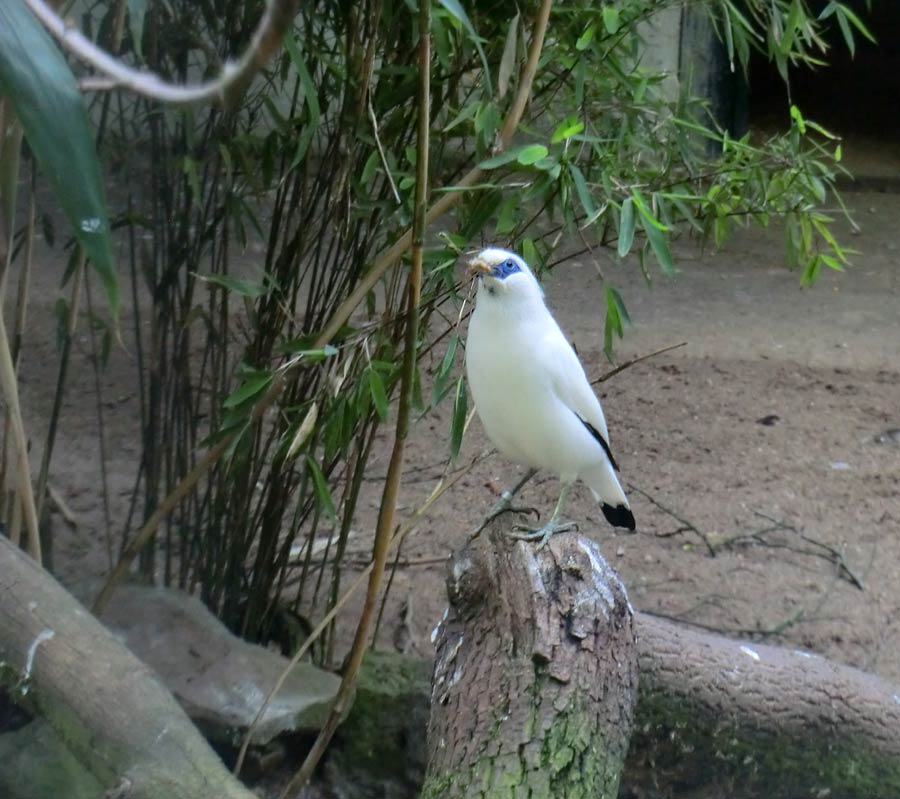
[[602, 503, 636, 532]]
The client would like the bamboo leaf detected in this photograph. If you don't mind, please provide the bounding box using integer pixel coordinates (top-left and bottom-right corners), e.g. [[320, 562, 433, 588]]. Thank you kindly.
[[368, 368, 389, 421], [126, 0, 147, 59], [0, 0, 117, 314], [223, 373, 273, 408], [643, 217, 676, 275], [450, 376, 467, 459], [497, 13, 519, 99], [516, 144, 549, 165], [286, 402, 319, 460], [551, 116, 585, 143], [568, 164, 596, 220], [617, 198, 635, 257], [306, 455, 337, 522]]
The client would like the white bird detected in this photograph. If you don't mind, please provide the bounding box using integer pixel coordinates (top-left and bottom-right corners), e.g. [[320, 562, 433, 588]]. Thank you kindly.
[[465, 247, 635, 544]]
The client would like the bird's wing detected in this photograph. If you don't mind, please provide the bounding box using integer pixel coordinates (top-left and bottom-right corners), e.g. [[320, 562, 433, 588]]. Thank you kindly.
[[535, 321, 615, 462]]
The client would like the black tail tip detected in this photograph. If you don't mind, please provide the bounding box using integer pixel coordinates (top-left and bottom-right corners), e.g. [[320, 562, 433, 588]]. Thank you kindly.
[[602, 503, 636, 532]]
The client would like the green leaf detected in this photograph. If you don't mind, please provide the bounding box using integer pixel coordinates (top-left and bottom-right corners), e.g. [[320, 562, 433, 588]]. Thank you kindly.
[[126, 0, 147, 58], [516, 144, 549, 165], [497, 13, 519, 99], [602, 7, 620, 34], [551, 116, 585, 144], [603, 286, 630, 357], [642, 218, 675, 275], [617, 198, 635, 258], [0, 0, 117, 314], [368, 368, 389, 421], [194, 272, 270, 297], [521, 238, 537, 268], [306, 455, 337, 522], [223, 373, 273, 408], [568, 164, 596, 220], [632, 190, 669, 231], [478, 146, 526, 170], [450, 376, 467, 459], [576, 23, 595, 51], [438, 0, 493, 94]]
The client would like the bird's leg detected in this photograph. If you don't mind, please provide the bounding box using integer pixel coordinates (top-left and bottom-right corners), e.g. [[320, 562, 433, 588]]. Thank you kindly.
[[468, 468, 539, 541], [510, 480, 577, 547]]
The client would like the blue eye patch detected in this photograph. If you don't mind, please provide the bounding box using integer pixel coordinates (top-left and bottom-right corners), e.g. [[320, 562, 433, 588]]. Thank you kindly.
[[492, 258, 522, 279]]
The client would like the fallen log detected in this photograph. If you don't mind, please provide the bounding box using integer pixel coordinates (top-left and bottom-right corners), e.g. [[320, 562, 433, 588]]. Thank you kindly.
[[630, 612, 900, 797], [421, 526, 638, 799], [0, 536, 257, 799]]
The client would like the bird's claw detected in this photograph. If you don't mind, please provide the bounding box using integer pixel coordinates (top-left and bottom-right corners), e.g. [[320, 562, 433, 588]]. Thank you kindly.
[[468, 491, 540, 541], [508, 520, 578, 548]]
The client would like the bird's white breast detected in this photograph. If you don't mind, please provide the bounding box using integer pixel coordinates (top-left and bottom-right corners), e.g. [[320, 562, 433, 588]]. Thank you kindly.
[[465, 293, 600, 478]]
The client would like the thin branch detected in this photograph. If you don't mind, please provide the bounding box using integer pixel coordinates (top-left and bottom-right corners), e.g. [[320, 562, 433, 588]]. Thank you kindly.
[[721, 511, 865, 591], [24, 0, 299, 108], [368, 98, 401, 205], [592, 341, 687, 385], [627, 482, 716, 557]]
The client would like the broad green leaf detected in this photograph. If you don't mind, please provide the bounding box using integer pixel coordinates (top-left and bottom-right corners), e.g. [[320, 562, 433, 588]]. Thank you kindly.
[[478, 146, 527, 169], [551, 116, 585, 144], [602, 7, 620, 34], [618, 198, 635, 258], [521, 238, 538, 269], [576, 23, 595, 51], [0, 0, 117, 314], [516, 144, 549, 165], [306, 455, 337, 522], [368, 368, 389, 421], [450, 376, 467, 459], [224, 373, 273, 408]]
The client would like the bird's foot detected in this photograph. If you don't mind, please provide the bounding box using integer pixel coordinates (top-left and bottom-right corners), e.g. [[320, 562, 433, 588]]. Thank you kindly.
[[468, 490, 540, 541], [509, 519, 578, 548]]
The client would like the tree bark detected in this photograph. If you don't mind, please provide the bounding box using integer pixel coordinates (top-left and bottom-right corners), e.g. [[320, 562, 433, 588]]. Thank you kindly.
[[628, 612, 900, 797], [421, 525, 638, 799], [0, 536, 257, 799]]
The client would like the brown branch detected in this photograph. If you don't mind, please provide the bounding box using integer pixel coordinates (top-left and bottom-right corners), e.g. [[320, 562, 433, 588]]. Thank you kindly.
[[626, 482, 716, 557], [24, 0, 299, 108], [591, 341, 687, 384]]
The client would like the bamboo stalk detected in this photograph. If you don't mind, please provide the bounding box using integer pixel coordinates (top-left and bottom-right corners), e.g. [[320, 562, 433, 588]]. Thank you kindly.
[[277, 7, 431, 795], [0, 301, 41, 561]]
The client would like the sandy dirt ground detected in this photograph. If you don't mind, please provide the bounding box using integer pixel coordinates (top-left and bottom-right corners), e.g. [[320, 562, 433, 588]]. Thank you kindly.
[[17, 188, 900, 693]]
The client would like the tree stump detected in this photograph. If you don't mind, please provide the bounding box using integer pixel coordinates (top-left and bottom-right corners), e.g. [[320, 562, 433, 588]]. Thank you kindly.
[[421, 524, 637, 799]]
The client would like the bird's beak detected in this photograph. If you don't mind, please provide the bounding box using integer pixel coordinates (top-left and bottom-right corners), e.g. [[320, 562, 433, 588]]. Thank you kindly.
[[467, 257, 492, 279]]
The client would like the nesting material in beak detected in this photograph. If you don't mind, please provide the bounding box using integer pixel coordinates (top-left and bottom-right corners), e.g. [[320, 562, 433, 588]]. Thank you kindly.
[[467, 257, 492, 279]]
